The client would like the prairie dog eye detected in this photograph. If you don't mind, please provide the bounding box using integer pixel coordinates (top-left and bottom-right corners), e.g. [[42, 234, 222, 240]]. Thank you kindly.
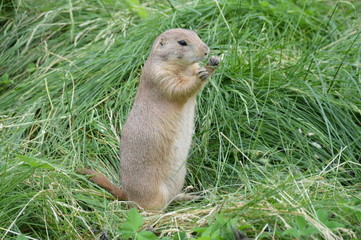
[[178, 40, 187, 46]]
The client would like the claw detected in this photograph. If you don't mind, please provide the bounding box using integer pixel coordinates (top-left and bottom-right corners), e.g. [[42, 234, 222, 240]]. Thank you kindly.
[[196, 67, 209, 80], [208, 56, 220, 67]]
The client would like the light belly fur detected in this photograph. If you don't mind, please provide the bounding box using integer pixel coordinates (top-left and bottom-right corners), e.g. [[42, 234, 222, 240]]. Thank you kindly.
[[165, 98, 196, 201]]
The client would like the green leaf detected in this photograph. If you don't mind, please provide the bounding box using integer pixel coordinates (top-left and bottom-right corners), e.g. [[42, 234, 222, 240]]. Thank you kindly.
[[237, 224, 252, 230], [136, 230, 158, 240], [191, 227, 206, 233], [295, 216, 307, 231], [302, 226, 320, 236], [215, 215, 226, 225], [0, 73, 13, 84], [282, 228, 301, 238], [201, 225, 220, 239], [316, 209, 345, 229], [173, 231, 187, 240], [283, 216, 320, 237], [324, 220, 345, 230], [17, 155, 54, 169], [316, 209, 329, 223], [195, 237, 212, 240], [27, 62, 37, 73], [260, 1, 270, 7], [120, 208, 143, 237], [125, 0, 149, 19]]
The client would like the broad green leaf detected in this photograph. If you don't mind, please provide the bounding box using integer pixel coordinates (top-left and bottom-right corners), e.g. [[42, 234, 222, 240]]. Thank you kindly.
[[316, 209, 345, 229], [137, 230, 158, 240], [316, 209, 329, 223], [325, 220, 345, 230], [295, 216, 307, 231], [303, 226, 320, 236], [121, 208, 143, 234], [282, 228, 301, 238]]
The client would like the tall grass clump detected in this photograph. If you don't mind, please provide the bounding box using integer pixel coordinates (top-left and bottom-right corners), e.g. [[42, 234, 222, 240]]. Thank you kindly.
[[1, 0, 360, 239]]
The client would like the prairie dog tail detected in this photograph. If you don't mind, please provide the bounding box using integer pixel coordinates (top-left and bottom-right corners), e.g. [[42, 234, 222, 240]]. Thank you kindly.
[[78, 168, 127, 200]]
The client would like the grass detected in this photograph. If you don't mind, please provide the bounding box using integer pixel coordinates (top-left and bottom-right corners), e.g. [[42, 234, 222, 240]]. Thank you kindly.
[[1, 0, 360, 239]]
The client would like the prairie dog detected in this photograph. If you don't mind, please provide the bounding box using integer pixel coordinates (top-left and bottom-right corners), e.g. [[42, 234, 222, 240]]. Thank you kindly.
[[80, 28, 220, 210]]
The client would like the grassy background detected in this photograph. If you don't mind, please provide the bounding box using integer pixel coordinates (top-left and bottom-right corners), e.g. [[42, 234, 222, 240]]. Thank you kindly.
[[1, 0, 360, 239]]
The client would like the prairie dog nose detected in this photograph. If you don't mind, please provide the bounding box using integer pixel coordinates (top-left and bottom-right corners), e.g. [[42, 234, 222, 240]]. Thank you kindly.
[[203, 45, 209, 56]]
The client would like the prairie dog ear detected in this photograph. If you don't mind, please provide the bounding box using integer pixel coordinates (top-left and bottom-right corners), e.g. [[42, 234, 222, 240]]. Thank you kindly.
[[159, 37, 165, 47]]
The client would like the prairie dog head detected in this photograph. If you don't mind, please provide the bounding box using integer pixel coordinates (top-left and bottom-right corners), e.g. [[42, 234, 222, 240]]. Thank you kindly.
[[150, 28, 209, 66]]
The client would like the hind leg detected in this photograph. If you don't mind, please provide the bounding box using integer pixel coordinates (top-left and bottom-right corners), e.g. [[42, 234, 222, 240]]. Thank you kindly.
[[173, 192, 201, 202], [127, 182, 169, 210]]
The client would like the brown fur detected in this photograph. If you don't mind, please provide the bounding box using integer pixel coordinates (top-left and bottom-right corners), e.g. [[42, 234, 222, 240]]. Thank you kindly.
[[79, 28, 220, 210]]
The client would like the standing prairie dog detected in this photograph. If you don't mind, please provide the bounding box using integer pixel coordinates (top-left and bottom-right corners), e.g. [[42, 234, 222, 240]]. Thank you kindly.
[[80, 28, 220, 210]]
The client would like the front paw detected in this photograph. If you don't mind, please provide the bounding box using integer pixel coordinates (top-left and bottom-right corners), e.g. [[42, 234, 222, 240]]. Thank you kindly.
[[196, 67, 209, 80], [208, 56, 220, 67]]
